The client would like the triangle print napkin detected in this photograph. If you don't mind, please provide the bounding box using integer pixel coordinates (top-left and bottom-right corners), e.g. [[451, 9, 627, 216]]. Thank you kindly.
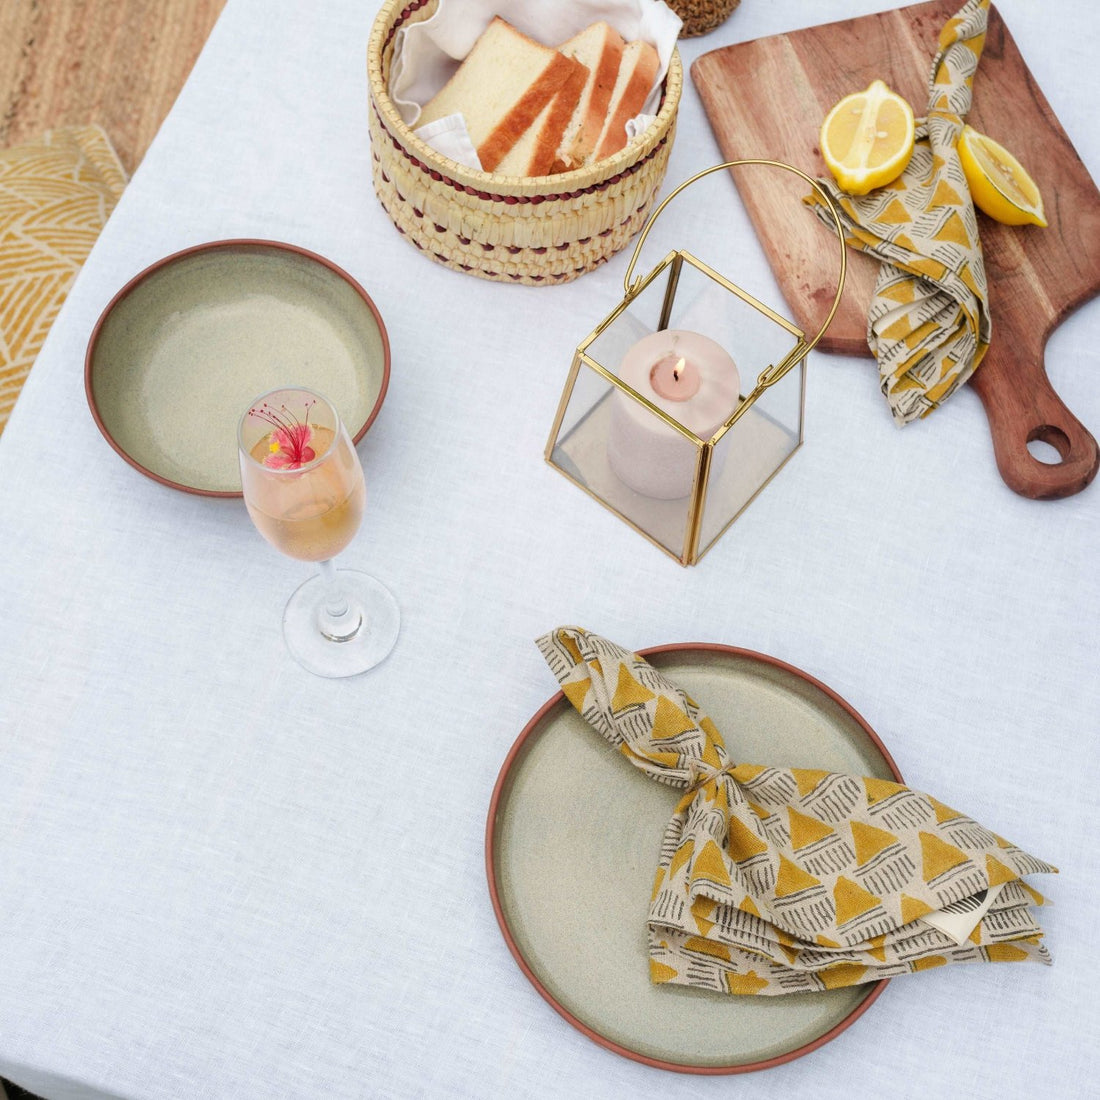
[[537, 627, 1055, 996], [808, 0, 992, 425]]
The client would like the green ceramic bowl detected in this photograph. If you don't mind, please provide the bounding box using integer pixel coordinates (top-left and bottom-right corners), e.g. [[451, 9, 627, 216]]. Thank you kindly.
[[85, 240, 390, 496]]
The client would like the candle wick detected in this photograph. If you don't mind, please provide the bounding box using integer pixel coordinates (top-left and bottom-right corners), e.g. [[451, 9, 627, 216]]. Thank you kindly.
[[673, 356, 686, 382]]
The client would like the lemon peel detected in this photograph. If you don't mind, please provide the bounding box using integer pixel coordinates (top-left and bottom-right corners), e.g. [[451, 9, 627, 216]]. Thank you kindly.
[[957, 125, 1046, 227], [820, 80, 915, 196]]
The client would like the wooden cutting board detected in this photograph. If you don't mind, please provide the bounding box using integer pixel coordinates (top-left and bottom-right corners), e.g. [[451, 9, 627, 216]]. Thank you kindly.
[[692, 0, 1100, 498]]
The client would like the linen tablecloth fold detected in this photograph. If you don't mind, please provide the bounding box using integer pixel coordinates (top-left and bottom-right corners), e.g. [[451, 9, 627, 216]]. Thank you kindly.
[[807, 0, 991, 425], [537, 627, 1055, 996]]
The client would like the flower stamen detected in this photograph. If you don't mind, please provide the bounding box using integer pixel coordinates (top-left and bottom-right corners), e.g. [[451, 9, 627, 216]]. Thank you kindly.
[[249, 399, 317, 469]]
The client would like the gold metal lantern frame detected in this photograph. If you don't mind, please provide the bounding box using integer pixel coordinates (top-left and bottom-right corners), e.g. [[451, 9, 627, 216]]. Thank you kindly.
[[545, 160, 847, 566]]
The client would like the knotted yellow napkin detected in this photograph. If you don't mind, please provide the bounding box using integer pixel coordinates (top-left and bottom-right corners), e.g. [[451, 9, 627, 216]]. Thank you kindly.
[[808, 0, 991, 425], [537, 627, 1055, 996]]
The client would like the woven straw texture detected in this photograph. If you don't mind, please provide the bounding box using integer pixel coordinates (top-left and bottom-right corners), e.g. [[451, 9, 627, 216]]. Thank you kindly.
[[668, 0, 739, 37], [367, 0, 681, 285]]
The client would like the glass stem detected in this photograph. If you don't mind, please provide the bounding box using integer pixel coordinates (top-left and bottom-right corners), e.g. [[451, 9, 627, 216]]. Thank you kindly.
[[315, 559, 363, 643]]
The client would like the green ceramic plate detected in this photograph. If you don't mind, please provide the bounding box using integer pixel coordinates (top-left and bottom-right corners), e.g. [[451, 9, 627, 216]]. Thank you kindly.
[[487, 643, 902, 1074], [85, 240, 390, 496]]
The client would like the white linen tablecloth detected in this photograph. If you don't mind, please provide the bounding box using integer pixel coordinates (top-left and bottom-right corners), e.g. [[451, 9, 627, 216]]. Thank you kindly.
[[0, 1, 1097, 1097]]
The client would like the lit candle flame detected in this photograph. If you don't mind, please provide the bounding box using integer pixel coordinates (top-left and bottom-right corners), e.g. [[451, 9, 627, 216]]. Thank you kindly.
[[672, 356, 686, 383]]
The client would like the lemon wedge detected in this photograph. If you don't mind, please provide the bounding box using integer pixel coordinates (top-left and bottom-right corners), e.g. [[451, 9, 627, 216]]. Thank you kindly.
[[957, 125, 1047, 227], [820, 80, 915, 195]]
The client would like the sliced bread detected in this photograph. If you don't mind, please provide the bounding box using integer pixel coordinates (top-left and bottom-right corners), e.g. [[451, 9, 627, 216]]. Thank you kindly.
[[551, 22, 626, 173], [417, 17, 586, 174], [495, 60, 588, 177], [590, 39, 660, 164]]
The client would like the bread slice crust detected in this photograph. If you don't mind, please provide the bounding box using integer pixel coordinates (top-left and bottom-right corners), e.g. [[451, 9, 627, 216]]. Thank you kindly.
[[416, 17, 661, 177], [418, 17, 588, 175], [481, 50, 586, 173], [552, 22, 626, 174], [591, 40, 660, 164], [495, 57, 589, 177]]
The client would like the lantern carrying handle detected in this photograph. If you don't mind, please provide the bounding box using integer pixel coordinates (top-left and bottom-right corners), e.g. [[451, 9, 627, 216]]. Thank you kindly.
[[622, 159, 847, 359]]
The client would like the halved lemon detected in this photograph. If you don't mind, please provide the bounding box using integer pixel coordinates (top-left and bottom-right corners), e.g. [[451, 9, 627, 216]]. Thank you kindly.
[[820, 80, 915, 195], [957, 125, 1047, 227]]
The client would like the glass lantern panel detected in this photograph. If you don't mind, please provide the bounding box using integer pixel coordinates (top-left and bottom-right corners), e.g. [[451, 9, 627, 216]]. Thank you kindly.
[[696, 357, 805, 559], [660, 256, 802, 391], [548, 353, 700, 561], [584, 254, 802, 393], [583, 262, 674, 373]]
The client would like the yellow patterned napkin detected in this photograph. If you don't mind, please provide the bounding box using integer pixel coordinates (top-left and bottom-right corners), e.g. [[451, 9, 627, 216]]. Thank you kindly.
[[0, 125, 127, 436], [808, 0, 991, 425], [538, 627, 1055, 996]]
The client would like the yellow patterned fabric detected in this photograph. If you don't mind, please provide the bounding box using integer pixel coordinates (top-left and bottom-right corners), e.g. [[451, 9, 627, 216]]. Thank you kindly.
[[808, 0, 991, 425], [538, 627, 1055, 996], [0, 125, 127, 436]]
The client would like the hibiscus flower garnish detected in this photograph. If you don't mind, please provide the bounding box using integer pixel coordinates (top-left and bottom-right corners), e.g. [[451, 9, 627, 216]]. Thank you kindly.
[[248, 399, 317, 469]]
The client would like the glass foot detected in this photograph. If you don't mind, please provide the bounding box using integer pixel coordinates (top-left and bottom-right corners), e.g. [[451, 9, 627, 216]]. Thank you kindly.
[[282, 569, 399, 677]]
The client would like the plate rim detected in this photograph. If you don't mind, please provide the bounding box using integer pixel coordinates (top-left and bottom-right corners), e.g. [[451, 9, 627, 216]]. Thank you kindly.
[[84, 238, 392, 498], [485, 641, 903, 1075]]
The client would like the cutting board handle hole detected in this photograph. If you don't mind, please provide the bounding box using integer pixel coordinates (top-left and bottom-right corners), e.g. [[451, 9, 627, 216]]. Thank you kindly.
[[1026, 426, 1070, 465]]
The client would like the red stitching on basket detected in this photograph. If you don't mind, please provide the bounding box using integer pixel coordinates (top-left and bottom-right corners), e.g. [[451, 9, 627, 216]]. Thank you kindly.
[[383, 0, 432, 51], [371, 100, 668, 204], [387, 193, 653, 271]]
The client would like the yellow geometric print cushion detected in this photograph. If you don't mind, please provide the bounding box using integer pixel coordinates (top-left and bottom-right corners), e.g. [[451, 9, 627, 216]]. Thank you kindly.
[[0, 124, 126, 435]]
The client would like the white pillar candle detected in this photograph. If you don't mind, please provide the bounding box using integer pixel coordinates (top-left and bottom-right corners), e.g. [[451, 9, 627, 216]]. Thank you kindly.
[[607, 329, 741, 499]]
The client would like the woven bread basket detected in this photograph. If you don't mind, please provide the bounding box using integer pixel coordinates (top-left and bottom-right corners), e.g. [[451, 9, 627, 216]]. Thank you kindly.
[[367, 0, 682, 285], [668, 0, 739, 37]]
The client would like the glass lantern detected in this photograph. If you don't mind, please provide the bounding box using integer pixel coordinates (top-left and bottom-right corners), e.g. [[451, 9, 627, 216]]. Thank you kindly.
[[545, 160, 846, 565]]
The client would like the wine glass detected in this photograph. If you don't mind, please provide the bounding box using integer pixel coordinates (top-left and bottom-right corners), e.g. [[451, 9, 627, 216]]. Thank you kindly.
[[238, 386, 399, 677]]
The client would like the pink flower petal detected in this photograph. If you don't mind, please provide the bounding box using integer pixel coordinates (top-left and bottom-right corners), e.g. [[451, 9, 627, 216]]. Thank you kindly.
[[264, 423, 316, 468]]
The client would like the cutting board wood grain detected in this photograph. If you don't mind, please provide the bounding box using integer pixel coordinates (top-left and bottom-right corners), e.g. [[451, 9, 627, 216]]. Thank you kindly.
[[692, 0, 1100, 498]]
